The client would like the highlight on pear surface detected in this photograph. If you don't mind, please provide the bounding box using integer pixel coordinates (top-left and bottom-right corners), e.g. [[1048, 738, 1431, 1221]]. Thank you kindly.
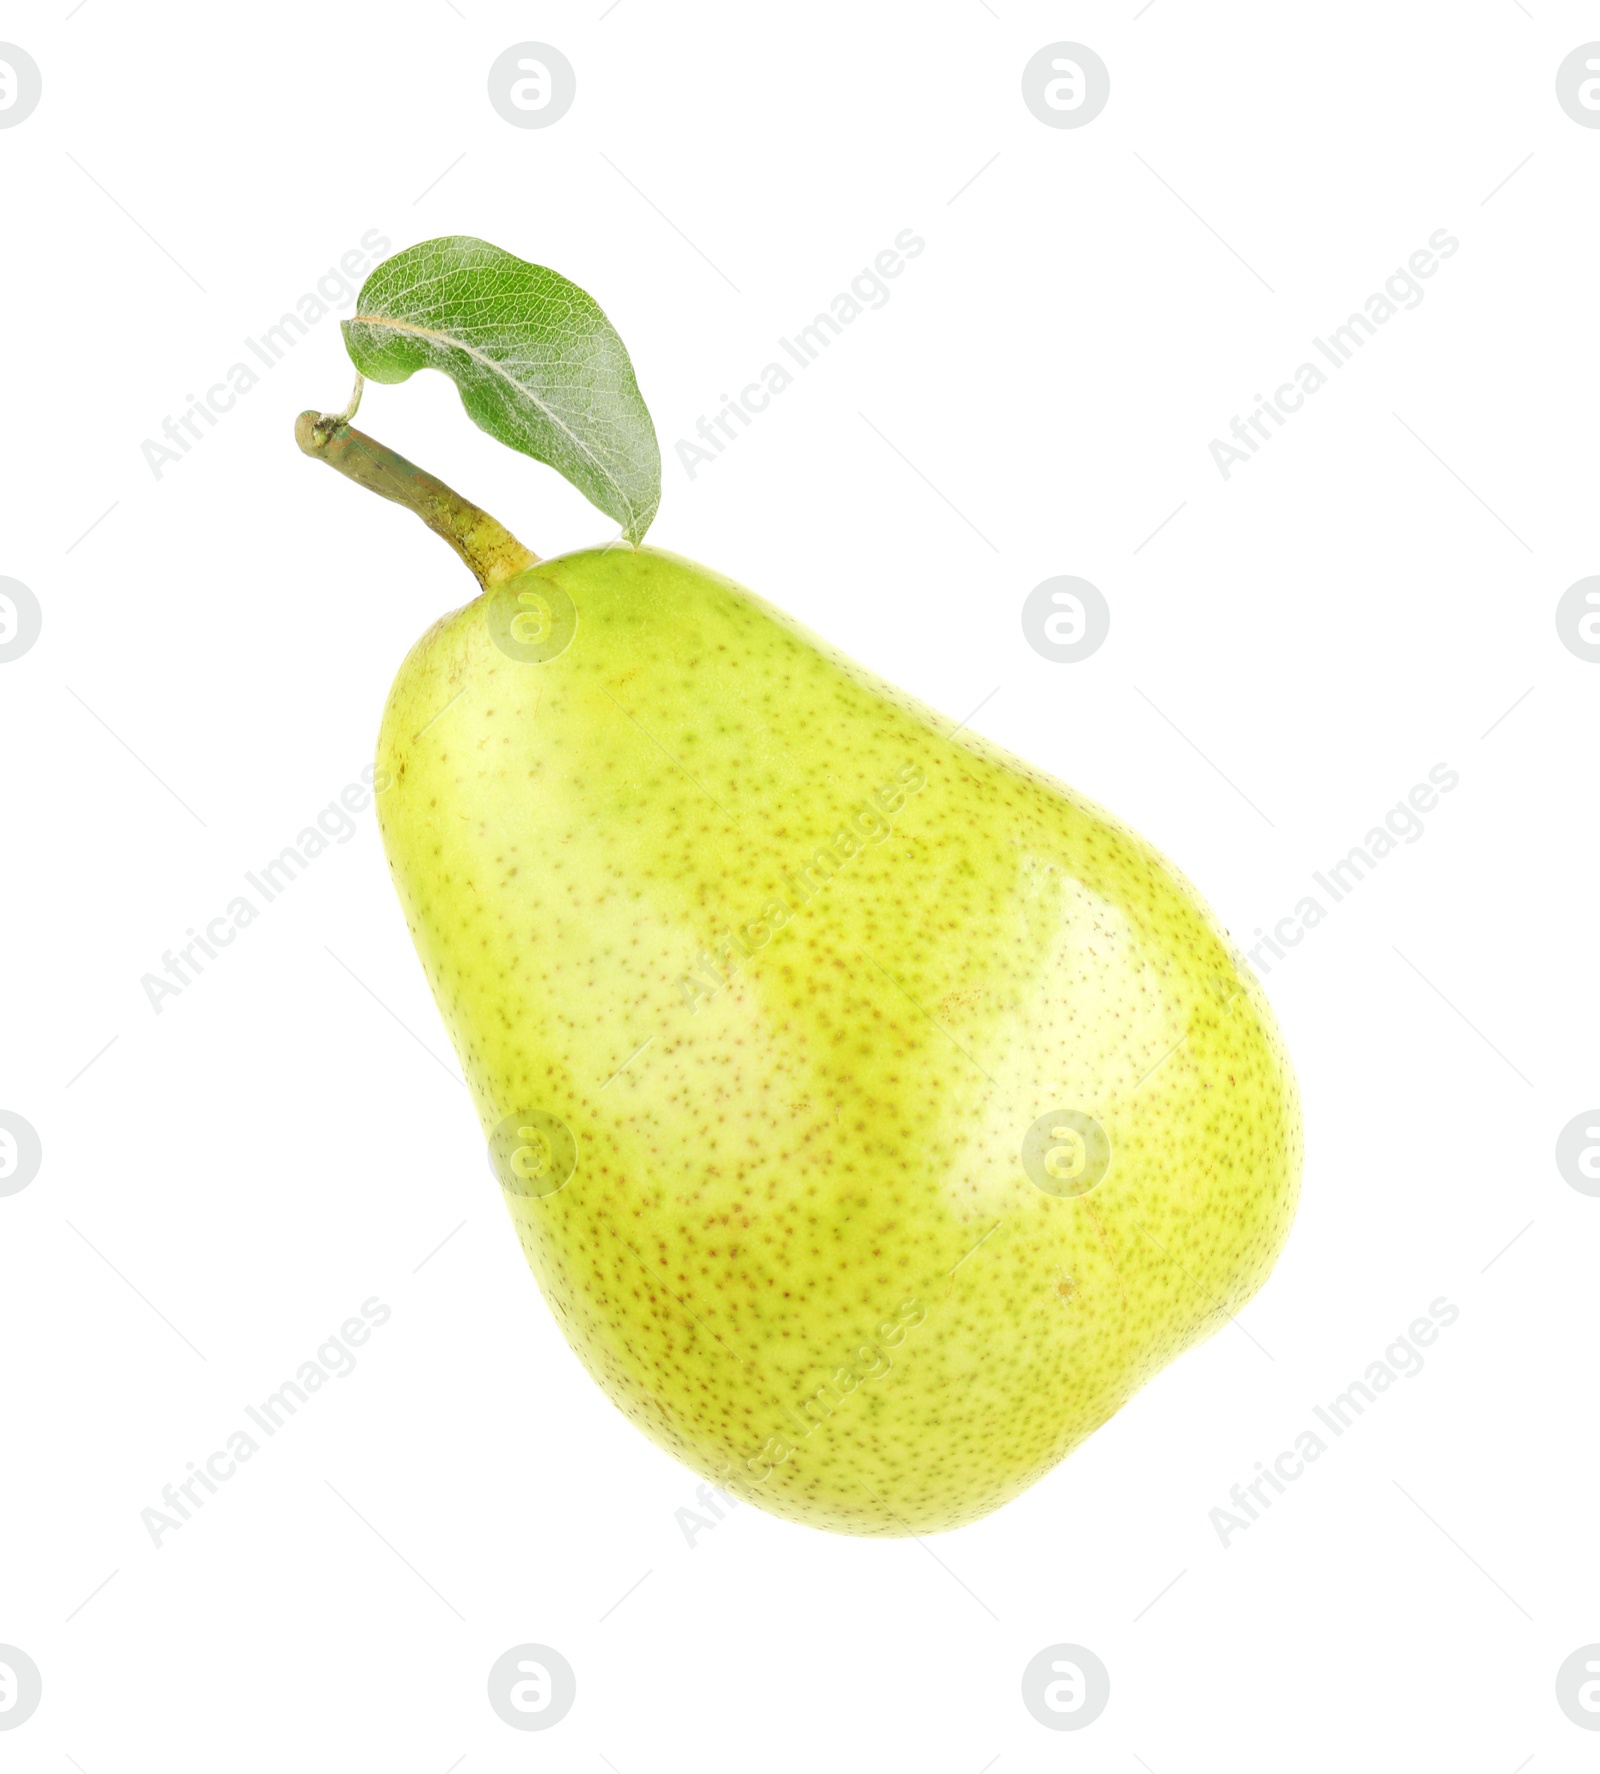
[[296, 236, 1301, 1536]]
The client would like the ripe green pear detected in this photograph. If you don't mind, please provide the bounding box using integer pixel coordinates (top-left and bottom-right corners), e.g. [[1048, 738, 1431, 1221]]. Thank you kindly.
[[375, 545, 1300, 1536]]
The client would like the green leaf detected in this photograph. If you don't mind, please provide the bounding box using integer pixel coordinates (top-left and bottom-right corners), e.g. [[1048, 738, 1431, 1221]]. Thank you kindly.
[[342, 237, 661, 544]]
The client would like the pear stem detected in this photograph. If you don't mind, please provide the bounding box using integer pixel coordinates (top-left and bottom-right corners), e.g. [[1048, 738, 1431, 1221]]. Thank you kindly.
[[294, 408, 538, 589]]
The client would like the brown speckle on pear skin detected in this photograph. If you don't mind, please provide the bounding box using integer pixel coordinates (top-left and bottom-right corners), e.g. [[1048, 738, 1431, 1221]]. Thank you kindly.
[[374, 546, 1302, 1537]]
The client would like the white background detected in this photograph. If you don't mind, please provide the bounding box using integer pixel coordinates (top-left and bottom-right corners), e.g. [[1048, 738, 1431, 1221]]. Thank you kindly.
[[2, 3, 1596, 1767]]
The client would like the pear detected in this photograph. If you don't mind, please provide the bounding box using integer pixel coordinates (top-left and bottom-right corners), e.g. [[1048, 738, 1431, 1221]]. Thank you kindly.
[[366, 534, 1301, 1536]]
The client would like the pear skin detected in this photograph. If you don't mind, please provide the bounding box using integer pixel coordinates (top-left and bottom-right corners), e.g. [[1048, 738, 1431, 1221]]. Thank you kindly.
[[375, 545, 1301, 1536]]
